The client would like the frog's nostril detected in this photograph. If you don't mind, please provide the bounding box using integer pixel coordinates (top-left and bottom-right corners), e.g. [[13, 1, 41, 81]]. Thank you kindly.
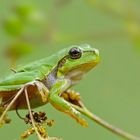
[[93, 49, 99, 56]]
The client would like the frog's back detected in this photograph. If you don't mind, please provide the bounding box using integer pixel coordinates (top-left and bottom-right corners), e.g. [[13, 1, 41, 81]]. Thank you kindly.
[[16, 47, 69, 73], [0, 47, 70, 92]]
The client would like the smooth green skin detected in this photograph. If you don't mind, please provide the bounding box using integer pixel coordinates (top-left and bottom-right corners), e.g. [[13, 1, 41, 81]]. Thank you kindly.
[[0, 44, 100, 126]]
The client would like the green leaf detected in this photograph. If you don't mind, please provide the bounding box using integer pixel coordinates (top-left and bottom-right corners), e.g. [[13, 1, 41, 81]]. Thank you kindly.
[[4, 17, 23, 36]]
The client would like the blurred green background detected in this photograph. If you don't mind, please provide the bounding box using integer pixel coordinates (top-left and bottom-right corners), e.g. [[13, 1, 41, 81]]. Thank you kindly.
[[0, 0, 140, 140]]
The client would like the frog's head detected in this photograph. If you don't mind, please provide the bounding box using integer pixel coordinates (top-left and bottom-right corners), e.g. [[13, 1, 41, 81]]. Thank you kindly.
[[58, 44, 100, 82]]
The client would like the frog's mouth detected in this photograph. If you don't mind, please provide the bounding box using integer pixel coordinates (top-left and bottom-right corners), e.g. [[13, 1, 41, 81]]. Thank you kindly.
[[65, 61, 98, 84]]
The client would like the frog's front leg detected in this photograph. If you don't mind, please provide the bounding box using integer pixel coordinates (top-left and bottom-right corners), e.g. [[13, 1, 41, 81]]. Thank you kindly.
[[60, 89, 84, 108], [48, 79, 88, 127]]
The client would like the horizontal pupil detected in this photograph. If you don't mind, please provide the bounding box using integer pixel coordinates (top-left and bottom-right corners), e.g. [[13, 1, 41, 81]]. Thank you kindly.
[[73, 53, 79, 55], [73, 52, 78, 54]]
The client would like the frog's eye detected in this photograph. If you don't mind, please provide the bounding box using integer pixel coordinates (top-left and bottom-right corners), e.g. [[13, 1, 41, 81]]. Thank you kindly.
[[69, 47, 82, 59]]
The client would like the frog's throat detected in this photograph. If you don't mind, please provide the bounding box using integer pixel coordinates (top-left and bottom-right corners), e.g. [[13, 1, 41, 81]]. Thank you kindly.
[[64, 61, 98, 85]]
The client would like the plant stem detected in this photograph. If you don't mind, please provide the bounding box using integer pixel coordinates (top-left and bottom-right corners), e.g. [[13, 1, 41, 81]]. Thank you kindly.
[[71, 104, 140, 140], [25, 88, 47, 140]]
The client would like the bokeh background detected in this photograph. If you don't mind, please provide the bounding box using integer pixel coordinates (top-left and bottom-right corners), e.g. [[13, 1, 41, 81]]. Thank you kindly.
[[0, 0, 140, 140]]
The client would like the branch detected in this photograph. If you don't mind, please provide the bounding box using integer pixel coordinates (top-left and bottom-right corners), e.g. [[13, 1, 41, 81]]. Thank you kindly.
[[71, 104, 140, 140]]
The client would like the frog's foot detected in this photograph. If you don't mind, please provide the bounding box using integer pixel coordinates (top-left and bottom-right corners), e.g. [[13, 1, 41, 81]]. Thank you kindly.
[[61, 89, 84, 108]]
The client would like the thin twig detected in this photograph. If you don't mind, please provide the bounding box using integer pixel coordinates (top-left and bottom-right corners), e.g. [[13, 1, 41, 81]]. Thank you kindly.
[[0, 87, 24, 124], [25, 88, 47, 140]]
